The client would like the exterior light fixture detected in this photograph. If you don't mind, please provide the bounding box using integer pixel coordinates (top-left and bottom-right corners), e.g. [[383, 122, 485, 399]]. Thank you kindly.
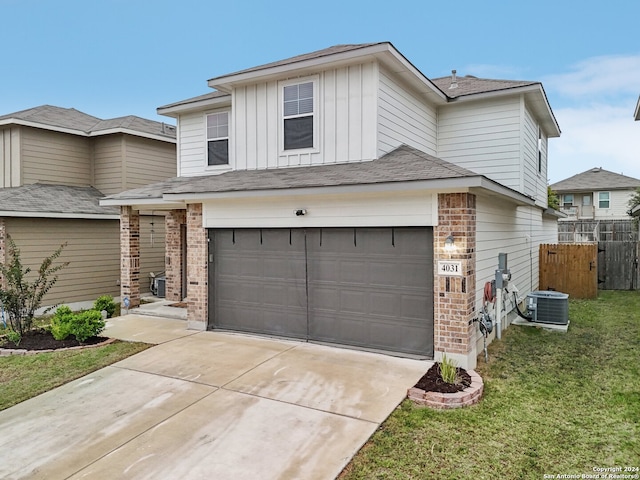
[[444, 234, 455, 251]]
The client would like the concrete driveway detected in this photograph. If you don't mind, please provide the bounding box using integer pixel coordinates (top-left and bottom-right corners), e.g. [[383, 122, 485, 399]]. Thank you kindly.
[[0, 315, 430, 480]]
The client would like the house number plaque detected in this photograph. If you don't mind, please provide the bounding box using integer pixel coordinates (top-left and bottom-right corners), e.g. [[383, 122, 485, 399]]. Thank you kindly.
[[437, 260, 463, 277]]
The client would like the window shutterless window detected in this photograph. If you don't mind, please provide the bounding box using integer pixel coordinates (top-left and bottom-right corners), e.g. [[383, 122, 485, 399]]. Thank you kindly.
[[598, 191, 610, 209], [563, 194, 574, 206], [283, 81, 314, 150], [206, 112, 229, 166]]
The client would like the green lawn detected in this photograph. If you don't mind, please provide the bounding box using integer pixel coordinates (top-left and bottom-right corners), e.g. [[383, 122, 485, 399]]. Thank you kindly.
[[340, 291, 640, 479], [0, 340, 151, 411]]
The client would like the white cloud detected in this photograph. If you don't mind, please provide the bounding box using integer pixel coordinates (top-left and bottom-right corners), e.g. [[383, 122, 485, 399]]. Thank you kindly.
[[544, 54, 640, 98], [545, 54, 640, 183]]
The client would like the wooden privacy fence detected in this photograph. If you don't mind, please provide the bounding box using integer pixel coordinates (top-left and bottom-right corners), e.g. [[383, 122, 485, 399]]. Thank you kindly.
[[539, 244, 598, 299], [598, 242, 640, 290]]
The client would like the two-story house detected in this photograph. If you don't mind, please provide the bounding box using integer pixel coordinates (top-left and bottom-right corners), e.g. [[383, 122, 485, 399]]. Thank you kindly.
[[0, 105, 176, 307], [550, 167, 640, 222], [103, 42, 561, 369]]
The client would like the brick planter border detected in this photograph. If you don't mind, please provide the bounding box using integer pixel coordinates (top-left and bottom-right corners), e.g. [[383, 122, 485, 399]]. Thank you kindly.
[[0, 337, 117, 357], [407, 369, 484, 409]]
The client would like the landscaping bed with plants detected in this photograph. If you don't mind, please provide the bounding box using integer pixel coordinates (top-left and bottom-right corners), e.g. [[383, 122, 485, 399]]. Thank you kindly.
[[339, 291, 640, 479]]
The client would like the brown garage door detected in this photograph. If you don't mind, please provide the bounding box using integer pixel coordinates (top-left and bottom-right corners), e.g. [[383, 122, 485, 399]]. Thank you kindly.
[[209, 227, 433, 357]]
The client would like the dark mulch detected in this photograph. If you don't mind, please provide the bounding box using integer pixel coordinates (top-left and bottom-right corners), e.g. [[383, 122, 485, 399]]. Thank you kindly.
[[1, 329, 107, 351], [413, 362, 472, 394]]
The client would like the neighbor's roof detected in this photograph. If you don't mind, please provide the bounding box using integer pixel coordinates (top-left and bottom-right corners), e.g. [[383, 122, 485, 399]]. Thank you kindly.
[[0, 184, 119, 218], [0, 105, 176, 142], [550, 167, 640, 192], [102, 144, 534, 208]]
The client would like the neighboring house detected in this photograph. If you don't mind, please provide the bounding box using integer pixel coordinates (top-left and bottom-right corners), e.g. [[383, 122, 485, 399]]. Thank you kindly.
[[102, 42, 561, 369], [549, 168, 640, 221], [0, 105, 176, 306], [634, 95, 640, 121]]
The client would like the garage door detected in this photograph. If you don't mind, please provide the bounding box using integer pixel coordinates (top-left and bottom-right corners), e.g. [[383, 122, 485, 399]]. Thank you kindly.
[[209, 228, 433, 356]]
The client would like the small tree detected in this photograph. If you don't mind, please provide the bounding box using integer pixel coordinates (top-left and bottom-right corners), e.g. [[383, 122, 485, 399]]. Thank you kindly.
[[548, 186, 560, 210], [0, 236, 68, 336]]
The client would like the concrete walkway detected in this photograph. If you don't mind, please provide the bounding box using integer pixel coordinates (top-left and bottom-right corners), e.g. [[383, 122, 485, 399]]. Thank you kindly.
[[0, 314, 430, 480]]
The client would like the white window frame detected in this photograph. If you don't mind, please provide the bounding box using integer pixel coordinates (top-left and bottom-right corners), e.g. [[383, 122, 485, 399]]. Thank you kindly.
[[205, 110, 231, 170], [279, 76, 319, 153], [598, 191, 610, 209], [563, 194, 574, 207]]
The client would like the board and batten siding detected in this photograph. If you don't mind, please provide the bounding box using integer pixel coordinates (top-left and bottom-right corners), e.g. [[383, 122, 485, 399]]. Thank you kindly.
[[474, 195, 557, 349], [4, 215, 166, 305], [178, 62, 379, 177], [377, 66, 437, 157], [0, 127, 21, 187], [522, 103, 548, 206], [21, 127, 92, 186], [437, 97, 522, 190], [202, 191, 438, 229]]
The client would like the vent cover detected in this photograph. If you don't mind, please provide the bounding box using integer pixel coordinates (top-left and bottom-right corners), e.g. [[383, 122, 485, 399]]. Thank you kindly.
[[527, 291, 569, 325]]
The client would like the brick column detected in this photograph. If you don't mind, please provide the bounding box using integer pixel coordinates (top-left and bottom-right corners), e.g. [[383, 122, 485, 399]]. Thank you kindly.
[[186, 203, 207, 330], [434, 193, 477, 370], [120, 206, 140, 309], [165, 209, 186, 301]]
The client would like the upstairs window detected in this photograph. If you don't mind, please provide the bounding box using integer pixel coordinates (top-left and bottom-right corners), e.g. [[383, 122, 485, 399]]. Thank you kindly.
[[537, 127, 543, 173], [598, 191, 610, 209], [563, 194, 574, 207], [207, 112, 229, 166], [283, 81, 314, 150]]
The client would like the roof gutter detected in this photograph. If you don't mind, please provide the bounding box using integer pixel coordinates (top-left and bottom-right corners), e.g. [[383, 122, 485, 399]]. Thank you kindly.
[[0, 211, 120, 220], [157, 94, 232, 117]]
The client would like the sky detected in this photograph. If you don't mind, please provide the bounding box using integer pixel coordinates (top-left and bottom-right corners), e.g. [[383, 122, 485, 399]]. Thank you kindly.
[[1, 0, 639, 184]]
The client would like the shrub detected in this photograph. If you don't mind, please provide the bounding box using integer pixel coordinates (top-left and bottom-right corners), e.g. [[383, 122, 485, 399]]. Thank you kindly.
[[0, 236, 68, 336], [93, 295, 117, 318], [72, 310, 106, 343], [49, 306, 105, 343], [50, 306, 75, 341]]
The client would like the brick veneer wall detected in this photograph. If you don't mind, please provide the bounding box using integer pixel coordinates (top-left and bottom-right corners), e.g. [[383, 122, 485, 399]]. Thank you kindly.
[[120, 206, 140, 309], [434, 193, 477, 365], [165, 209, 186, 301], [186, 203, 207, 330]]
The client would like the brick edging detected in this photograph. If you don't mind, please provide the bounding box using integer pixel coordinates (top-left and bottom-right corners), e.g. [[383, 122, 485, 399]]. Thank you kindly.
[[0, 337, 117, 356], [407, 370, 484, 409]]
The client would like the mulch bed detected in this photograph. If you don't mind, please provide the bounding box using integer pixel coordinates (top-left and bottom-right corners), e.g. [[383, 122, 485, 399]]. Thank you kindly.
[[413, 362, 472, 394], [1, 329, 108, 351]]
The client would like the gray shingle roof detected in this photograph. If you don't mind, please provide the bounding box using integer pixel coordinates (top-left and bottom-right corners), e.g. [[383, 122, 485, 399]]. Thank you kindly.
[[431, 75, 538, 98], [0, 105, 176, 139], [549, 167, 640, 192], [0, 184, 118, 216], [208, 43, 384, 82], [158, 91, 230, 111], [104, 145, 478, 201]]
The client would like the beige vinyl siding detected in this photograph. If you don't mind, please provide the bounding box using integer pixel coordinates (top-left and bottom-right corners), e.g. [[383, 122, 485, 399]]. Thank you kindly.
[[4, 215, 167, 305], [595, 189, 635, 219], [139, 214, 166, 292], [0, 127, 21, 187], [377, 66, 437, 157], [93, 136, 124, 195], [437, 97, 522, 190], [177, 111, 207, 177], [124, 136, 176, 189], [5, 217, 120, 305], [21, 127, 91, 186]]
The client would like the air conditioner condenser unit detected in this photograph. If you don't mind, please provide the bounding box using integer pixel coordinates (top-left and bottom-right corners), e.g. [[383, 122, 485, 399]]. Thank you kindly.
[[526, 291, 569, 325]]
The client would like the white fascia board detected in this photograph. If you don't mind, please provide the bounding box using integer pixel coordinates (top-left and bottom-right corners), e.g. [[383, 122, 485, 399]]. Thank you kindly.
[[88, 128, 176, 144], [100, 197, 184, 209], [163, 176, 535, 206], [0, 211, 120, 220], [543, 208, 567, 219], [0, 119, 87, 136], [157, 95, 232, 117], [449, 84, 561, 137]]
